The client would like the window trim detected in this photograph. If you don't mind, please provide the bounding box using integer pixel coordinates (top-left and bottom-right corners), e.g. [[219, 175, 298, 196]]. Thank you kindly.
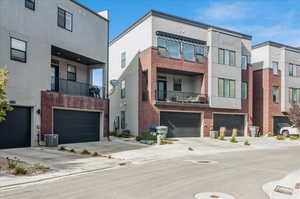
[[10, 37, 27, 63], [25, 0, 35, 10], [67, 65, 76, 81], [218, 48, 236, 67], [272, 61, 279, 75], [57, 7, 73, 32], [218, 78, 236, 98]]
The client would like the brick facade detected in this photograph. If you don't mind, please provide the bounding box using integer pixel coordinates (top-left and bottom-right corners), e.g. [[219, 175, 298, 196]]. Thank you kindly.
[[41, 91, 109, 136], [138, 47, 253, 136]]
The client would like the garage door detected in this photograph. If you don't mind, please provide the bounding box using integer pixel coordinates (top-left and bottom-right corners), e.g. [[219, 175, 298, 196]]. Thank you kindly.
[[160, 112, 201, 137], [213, 114, 245, 136], [273, 116, 292, 136], [54, 109, 100, 144], [0, 107, 31, 149]]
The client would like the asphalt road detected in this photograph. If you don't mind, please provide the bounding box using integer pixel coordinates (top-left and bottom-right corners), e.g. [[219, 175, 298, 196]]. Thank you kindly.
[[1, 146, 300, 199]]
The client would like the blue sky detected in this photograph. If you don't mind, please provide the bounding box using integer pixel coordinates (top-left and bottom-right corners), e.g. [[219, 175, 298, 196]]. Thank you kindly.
[[83, 0, 300, 85]]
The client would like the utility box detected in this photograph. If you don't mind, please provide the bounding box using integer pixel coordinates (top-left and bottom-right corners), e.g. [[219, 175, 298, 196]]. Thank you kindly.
[[44, 134, 59, 147], [156, 126, 168, 139]]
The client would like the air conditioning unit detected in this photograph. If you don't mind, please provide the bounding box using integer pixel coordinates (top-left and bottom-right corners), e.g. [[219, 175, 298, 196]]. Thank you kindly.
[[44, 134, 59, 147]]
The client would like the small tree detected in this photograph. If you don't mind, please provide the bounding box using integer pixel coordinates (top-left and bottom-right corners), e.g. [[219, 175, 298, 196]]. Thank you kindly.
[[0, 68, 13, 122], [288, 103, 300, 128]]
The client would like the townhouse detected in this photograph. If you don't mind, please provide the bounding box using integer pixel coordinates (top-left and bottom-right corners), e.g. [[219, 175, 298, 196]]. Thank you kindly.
[[0, 0, 109, 149], [109, 10, 254, 137], [252, 41, 300, 135]]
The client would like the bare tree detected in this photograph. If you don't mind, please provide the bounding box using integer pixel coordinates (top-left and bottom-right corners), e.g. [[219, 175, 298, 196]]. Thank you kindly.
[[288, 103, 300, 128]]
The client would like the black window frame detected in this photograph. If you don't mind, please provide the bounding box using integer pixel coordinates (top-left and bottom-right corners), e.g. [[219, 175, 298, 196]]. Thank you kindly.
[[57, 7, 73, 32], [25, 0, 35, 10], [67, 65, 76, 81], [10, 37, 27, 63], [173, 78, 182, 92], [121, 111, 126, 129]]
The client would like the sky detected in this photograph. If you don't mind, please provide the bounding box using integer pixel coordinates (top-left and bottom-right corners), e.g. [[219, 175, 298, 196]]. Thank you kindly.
[[83, 0, 300, 86]]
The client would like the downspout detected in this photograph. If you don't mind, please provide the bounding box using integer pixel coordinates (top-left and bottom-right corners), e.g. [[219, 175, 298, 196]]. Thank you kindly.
[[106, 11, 111, 141]]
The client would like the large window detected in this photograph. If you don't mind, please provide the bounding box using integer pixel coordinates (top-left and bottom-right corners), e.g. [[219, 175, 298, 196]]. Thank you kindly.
[[272, 61, 279, 75], [10, 38, 27, 63], [272, 86, 279, 103], [182, 43, 204, 62], [67, 65, 76, 81], [289, 64, 300, 77], [157, 38, 181, 59], [121, 111, 126, 129], [218, 78, 235, 98], [58, 8, 73, 31], [121, 52, 126, 68], [241, 55, 250, 70], [218, 48, 236, 66], [173, 78, 182, 92], [121, 80, 126, 99], [25, 0, 35, 10], [289, 88, 300, 103], [242, 82, 248, 100]]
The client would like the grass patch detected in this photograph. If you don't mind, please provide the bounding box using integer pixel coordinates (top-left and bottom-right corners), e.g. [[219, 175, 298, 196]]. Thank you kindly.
[[276, 135, 285, 140], [188, 147, 194, 151], [218, 136, 226, 141], [230, 136, 238, 143], [34, 163, 49, 170], [290, 136, 299, 141], [6, 157, 18, 169], [14, 167, 28, 175], [244, 139, 251, 146], [69, 148, 76, 153]]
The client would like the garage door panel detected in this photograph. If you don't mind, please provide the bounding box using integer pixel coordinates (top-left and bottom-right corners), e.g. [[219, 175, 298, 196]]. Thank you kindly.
[[0, 107, 31, 149], [54, 109, 100, 144], [213, 114, 245, 136], [160, 112, 201, 137]]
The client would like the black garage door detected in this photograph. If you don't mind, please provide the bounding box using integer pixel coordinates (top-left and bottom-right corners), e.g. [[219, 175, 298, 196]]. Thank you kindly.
[[273, 116, 292, 136], [0, 107, 31, 149], [213, 114, 245, 136], [160, 112, 201, 137], [54, 109, 100, 144]]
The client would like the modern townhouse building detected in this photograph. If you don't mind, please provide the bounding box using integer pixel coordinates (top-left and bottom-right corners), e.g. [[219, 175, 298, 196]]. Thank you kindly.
[[109, 10, 253, 138], [252, 41, 300, 135], [0, 0, 109, 149]]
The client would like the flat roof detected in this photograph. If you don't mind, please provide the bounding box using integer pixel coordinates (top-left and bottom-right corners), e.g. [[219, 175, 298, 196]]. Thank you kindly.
[[253, 41, 300, 52], [110, 10, 252, 45], [70, 0, 108, 22]]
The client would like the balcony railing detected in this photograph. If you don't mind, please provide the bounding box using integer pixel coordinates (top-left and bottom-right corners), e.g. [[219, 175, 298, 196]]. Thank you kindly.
[[51, 77, 104, 99], [156, 90, 208, 104]]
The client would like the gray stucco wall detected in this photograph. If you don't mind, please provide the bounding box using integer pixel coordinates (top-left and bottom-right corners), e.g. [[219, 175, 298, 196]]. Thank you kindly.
[[0, 0, 108, 146]]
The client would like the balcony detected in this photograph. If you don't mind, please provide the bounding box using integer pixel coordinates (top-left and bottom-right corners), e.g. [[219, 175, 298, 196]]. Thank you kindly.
[[155, 90, 209, 107], [51, 77, 104, 99]]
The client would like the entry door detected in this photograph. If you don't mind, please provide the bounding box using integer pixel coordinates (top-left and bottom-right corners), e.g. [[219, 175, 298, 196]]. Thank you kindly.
[[157, 80, 167, 101], [51, 60, 59, 91]]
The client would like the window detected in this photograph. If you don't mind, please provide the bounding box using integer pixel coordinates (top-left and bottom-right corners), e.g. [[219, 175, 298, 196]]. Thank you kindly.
[[121, 80, 126, 98], [121, 52, 126, 68], [121, 111, 126, 129], [289, 64, 294, 76], [58, 8, 73, 31], [242, 82, 248, 100], [241, 55, 249, 70], [218, 78, 235, 98], [289, 88, 300, 103], [67, 65, 76, 81], [272, 86, 279, 103], [10, 38, 27, 63], [157, 37, 181, 59], [218, 48, 236, 66], [272, 61, 279, 75], [183, 43, 195, 61], [289, 64, 300, 77], [173, 78, 182, 92], [25, 0, 35, 10]]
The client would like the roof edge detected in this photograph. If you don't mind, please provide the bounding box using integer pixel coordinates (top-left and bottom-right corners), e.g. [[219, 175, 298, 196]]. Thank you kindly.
[[252, 41, 300, 52]]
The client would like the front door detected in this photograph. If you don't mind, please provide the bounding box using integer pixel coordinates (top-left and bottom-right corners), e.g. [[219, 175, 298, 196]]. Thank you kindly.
[[51, 60, 59, 91], [157, 80, 167, 101]]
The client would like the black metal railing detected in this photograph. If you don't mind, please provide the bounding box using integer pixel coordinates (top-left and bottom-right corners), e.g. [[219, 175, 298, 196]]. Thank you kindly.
[[156, 90, 208, 104], [51, 77, 105, 99]]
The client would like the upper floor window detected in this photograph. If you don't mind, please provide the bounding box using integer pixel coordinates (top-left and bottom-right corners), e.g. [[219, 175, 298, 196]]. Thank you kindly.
[[272, 86, 279, 103], [121, 52, 126, 68], [120, 111, 126, 129], [241, 55, 250, 70], [218, 78, 235, 98], [10, 38, 27, 63], [218, 48, 236, 66], [241, 82, 248, 100], [25, 0, 35, 10], [173, 78, 182, 92], [272, 61, 279, 75], [289, 64, 300, 77], [289, 88, 300, 104], [67, 65, 76, 81], [157, 38, 181, 59], [121, 80, 126, 99], [182, 43, 204, 63], [58, 8, 73, 31]]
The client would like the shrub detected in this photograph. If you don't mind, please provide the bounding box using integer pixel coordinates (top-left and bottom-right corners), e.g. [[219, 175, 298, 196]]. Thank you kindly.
[[141, 132, 157, 141], [230, 136, 238, 143], [276, 135, 285, 140], [69, 149, 76, 153], [80, 149, 91, 155], [6, 157, 17, 169], [110, 131, 118, 137], [188, 147, 194, 151], [290, 136, 299, 141], [92, 152, 100, 157], [266, 132, 273, 137], [14, 167, 28, 175], [58, 146, 66, 151], [244, 139, 251, 146], [160, 140, 173, 145], [218, 136, 226, 141], [135, 136, 142, 142]]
